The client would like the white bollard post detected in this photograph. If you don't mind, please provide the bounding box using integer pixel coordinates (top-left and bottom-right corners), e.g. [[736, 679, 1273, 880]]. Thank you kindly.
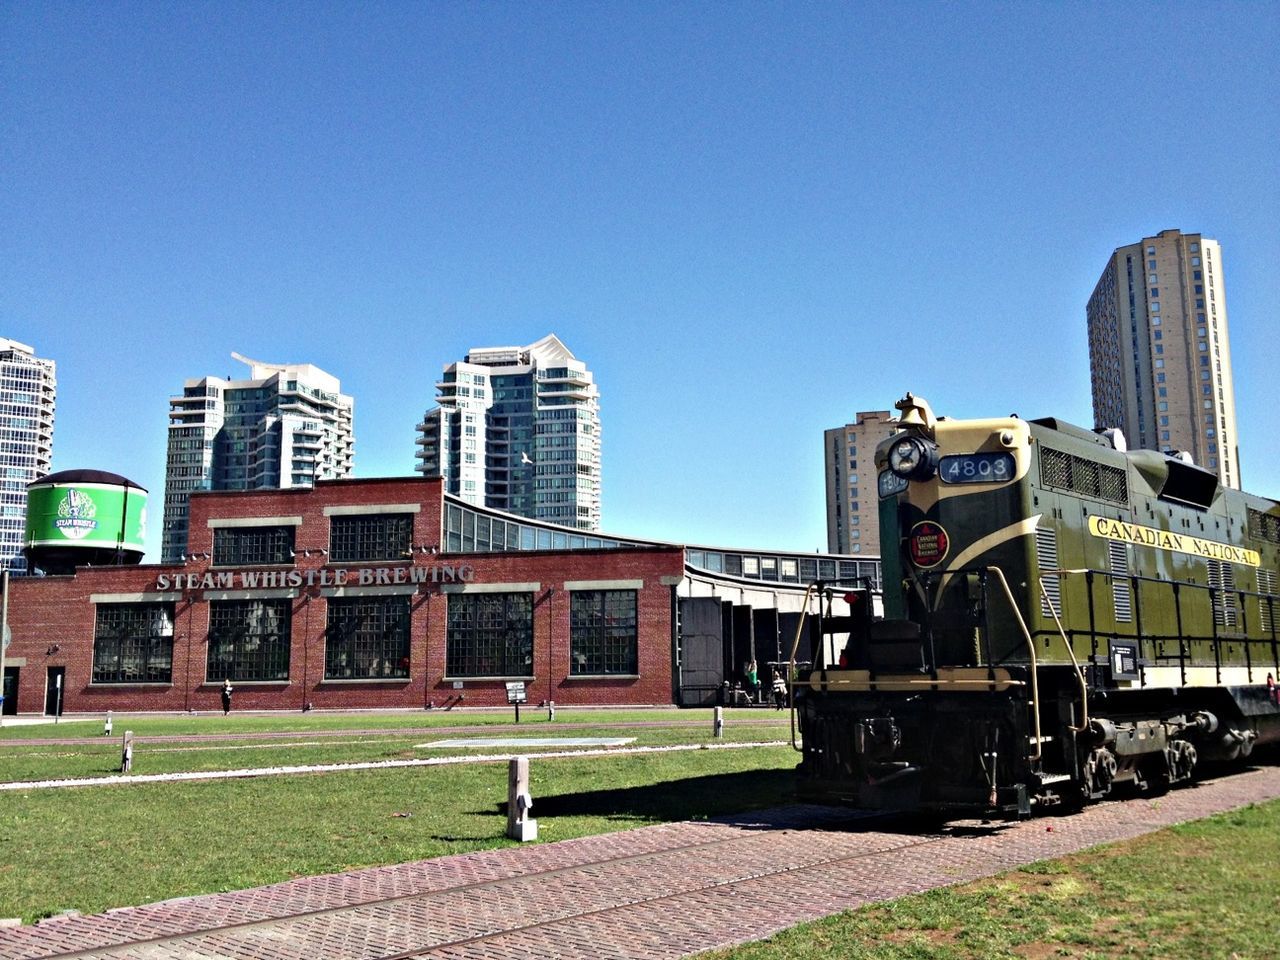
[[120, 730, 133, 773], [506, 756, 537, 841], [547, 700, 555, 721], [713, 706, 724, 738], [103, 711, 113, 736]]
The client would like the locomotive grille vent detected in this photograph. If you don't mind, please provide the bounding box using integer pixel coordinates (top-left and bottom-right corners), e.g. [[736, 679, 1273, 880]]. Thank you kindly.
[[1039, 447, 1128, 504], [1259, 569, 1277, 633], [1247, 508, 1280, 544], [1035, 527, 1061, 618], [1206, 559, 1238, 629], [1040, 448, 1072, 490], [1099, 464, 1128, 503], [1108, 541, 1132, 623]]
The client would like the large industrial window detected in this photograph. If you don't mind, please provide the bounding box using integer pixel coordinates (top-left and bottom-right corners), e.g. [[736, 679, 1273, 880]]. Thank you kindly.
[[213, 526, 295, 566], [92, 603, 175, 684], [570, 590, 637, 675], [206, 599, 292, 682], [324, 596, 411, 679], [329, 514, 413, 563], [446, 592, 533, 677]]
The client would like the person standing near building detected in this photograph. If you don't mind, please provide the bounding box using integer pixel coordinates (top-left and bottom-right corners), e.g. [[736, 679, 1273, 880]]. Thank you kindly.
[[772, 670, 787, 710], [745, 660, 758, 704], [221, 679, 233, 716]]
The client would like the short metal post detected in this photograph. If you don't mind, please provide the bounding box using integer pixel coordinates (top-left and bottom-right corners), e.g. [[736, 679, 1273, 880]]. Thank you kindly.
[[120, 730, 134, 773], [547, 700, 555, 721], [713, 706, 724, 738], [506, 757, 537, 841]]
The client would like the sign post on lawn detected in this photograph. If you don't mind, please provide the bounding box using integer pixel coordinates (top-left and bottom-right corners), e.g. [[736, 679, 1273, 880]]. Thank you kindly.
[[506, 681, 527, 723]]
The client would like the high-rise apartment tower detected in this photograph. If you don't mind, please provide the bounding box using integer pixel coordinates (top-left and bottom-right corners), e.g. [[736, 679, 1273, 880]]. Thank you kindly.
[[824, 410, 897, 555], [1087, 229, 1239, 487], [416, 335, 601, 530], [162, 354, 354, 562], [0, 338, 56, 573]]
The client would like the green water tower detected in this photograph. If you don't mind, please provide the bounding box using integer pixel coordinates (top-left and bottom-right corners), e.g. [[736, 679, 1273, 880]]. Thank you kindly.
[[23, 470, 148, 575]]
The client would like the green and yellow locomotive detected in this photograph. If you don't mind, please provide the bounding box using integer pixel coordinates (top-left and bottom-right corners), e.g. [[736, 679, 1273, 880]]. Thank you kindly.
[[795, 394, 1280, 816]]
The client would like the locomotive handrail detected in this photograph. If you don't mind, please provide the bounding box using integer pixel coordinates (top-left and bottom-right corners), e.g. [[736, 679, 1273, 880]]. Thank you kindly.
[[985, 566, 1044, 762], [1038, 569, 1090, 733], [1030, 567, 1277, 680], [794, 673, 1025, 691], [786, 581, 821, 753]]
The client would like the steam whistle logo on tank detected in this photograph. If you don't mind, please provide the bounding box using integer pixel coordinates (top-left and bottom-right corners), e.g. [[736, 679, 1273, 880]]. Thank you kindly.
[[55, 489, 99, 540], [909, 520, 949, 568]]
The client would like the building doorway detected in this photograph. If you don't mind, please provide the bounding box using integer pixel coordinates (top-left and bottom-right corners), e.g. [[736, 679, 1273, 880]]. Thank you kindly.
[[44, 666, 64, 716], [2, 666, 17, 715]]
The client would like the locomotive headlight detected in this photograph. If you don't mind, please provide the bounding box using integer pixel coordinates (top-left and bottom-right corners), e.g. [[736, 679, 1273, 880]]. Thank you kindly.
[[888, 436, 939, 480]]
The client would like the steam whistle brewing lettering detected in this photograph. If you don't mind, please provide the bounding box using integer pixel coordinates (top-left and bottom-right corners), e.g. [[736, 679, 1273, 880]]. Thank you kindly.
[[909, 521, 949, 568], [357, 564, 474, 585], [1087, 516, 1260, 567], [155, 564, 476, 591]]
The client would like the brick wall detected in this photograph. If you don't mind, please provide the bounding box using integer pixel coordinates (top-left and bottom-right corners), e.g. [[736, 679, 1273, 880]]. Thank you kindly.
[[7, 478, 684, 714]]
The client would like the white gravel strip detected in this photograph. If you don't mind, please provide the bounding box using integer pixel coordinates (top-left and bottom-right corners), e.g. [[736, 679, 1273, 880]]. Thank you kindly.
[[0, 740, 789, 791]]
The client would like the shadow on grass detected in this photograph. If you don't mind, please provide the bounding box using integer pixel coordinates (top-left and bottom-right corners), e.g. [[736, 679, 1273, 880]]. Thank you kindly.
[[490, 767, 799, 825], [479, 751, 1279, 844], [485, 768, 1018, 837], [486, 770, 1017, 840]]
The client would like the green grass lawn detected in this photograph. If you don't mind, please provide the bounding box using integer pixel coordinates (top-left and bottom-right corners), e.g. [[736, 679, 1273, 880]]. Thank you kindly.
[[3, 711, 1273, 959], [0, 708, 792, 782], [0, 730, 799, 923], [699, 799, 1280, 960], [0, 706, 782, 740]]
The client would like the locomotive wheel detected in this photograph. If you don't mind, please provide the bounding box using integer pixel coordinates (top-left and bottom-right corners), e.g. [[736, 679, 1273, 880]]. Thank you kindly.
[[1082, 747, 1117, 800]]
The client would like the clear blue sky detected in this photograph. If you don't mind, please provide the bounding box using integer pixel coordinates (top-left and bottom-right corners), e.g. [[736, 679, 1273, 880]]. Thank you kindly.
[[3, 3, 1277, 562]]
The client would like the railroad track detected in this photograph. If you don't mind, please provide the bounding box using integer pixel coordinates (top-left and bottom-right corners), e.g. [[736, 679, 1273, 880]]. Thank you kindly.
[[4, 765, 1278, 960]]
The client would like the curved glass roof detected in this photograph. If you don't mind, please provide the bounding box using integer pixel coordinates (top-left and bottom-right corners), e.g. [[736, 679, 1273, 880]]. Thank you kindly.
[[441, 493, 881, 590]]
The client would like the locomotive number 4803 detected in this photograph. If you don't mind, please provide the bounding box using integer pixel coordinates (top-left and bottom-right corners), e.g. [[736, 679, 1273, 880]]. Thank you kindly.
[[939, 453, 1014, 484]]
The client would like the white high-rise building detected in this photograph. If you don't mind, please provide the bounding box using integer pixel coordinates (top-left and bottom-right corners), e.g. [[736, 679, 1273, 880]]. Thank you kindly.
[[416, 334, 601, 530], [162, 354, 354, 562], [824, 410, 897, 556], [0, 338, 56, 574], [1088, 229, 1240, 487]]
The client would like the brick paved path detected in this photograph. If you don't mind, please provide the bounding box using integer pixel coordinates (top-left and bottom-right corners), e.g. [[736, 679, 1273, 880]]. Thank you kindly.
[[3, 766, 1277, 960]]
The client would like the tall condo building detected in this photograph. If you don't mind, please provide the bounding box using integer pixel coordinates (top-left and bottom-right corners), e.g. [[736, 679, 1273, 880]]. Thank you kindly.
[[824, 410, 897, 555], [416, 334, 601, 530], [1087, 229, 1239, 487], [0, 338, 57, 574], [162, 354, 354, 562]]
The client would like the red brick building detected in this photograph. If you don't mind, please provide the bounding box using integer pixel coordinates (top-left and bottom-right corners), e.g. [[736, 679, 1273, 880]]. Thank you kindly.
[[5, 477, 877, 715], [6, 478, 687, 714]]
